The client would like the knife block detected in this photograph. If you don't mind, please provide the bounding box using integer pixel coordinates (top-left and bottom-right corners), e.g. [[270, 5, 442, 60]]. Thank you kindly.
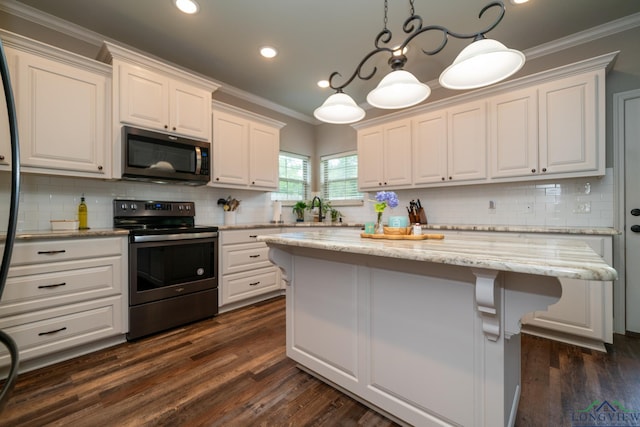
[[408, 208, 428, 225]]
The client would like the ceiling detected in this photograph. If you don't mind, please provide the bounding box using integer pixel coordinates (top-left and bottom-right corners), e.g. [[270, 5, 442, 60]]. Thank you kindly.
[[8, 0, 640, 121]]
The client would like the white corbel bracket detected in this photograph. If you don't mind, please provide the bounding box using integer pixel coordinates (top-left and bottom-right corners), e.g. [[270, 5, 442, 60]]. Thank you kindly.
[[472, 268, 501, 342]]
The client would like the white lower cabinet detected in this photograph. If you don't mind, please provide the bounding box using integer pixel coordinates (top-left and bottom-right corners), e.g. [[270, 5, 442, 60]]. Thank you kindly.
[[438, 230, 613, 350], [0, 236, 127, 371], [219, 228, 283, 311], [520, 234, 613, 351]]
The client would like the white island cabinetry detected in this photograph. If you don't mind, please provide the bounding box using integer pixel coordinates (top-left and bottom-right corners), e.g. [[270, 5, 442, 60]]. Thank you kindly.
[[0, 236, 128, 373], [260, 230, 616, 427]]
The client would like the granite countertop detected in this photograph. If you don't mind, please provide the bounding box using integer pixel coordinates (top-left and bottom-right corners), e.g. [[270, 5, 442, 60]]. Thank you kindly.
[[216, 222, 619, 235], [1, 228, 131, 241], [258, 229, 618, 281]]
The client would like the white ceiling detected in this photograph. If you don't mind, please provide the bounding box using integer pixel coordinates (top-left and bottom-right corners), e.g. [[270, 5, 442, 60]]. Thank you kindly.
[[8, 0, 640, 121]]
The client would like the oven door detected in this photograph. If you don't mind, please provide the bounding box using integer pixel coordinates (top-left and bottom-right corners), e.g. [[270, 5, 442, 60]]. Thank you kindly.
[[129, 235, 218, 306]]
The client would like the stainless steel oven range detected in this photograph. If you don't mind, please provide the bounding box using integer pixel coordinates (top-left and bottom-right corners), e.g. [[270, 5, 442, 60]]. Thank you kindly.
[[114, 200, 218, 340]]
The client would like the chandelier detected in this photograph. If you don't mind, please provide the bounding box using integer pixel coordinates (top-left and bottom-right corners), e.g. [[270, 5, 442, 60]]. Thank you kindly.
[[314, 0, 525, 124]]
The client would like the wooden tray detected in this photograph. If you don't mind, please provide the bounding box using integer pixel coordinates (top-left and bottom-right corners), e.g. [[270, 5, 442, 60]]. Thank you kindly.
[[360, 233, 445, 240]]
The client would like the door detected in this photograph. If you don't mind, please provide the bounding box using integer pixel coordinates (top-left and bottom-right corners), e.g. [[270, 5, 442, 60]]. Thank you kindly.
[[623, 91, 640, 333]]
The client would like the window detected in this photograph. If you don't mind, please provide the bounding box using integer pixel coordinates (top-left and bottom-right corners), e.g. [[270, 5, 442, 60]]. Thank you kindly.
[[321, 152, 364, 202], [271, 152, 310, 201]]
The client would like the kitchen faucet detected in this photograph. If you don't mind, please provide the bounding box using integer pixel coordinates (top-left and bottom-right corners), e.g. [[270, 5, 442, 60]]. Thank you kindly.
[[310, 196, 323, 222]]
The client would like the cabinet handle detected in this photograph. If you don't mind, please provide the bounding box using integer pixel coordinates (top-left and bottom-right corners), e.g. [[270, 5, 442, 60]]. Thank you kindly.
[[164, 125, 168, 129], [448, 176, 452, 180], [249, 281, 260, 286], [383, 182, 388, 185], [37, 250, 66, 255], [98, 165, 103, 171], [38, 282, 67, 289], [172, 127, 176, 131], [542, 168, 547, 172], [0, 154, 4, 161], [531, 168, 536, 173], [216, 177, 220, 181], [38, 327, 67, 336], [378, 182, 383, 186], [251, 181, 255, 185], [249, 254, 261, 258], [249, 235, 258, 238], [441, 177, 445, 181]]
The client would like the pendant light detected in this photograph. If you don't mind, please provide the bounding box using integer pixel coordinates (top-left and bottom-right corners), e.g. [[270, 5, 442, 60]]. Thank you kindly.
[[313, 91, 365, 124], [439, 38, 525, 89], [314, 1, 525, 124]]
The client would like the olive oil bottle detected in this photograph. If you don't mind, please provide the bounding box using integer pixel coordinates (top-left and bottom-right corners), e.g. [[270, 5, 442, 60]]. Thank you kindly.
[[78, 194, 88, 229]]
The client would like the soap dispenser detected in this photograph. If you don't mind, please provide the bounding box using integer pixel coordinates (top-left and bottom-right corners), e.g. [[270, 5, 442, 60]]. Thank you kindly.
[[78, 194, 88, 229]]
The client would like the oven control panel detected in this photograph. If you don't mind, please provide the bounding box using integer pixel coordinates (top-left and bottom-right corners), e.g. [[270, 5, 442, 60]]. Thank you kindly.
[[114, 200, 195, 217]]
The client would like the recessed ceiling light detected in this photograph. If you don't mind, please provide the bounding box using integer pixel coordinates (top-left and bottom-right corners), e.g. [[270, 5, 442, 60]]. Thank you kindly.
[[509, 0, 529, 4], [260, 46, 278, 58], [317, 80, 330, 89], [174, 0, 199, 14]]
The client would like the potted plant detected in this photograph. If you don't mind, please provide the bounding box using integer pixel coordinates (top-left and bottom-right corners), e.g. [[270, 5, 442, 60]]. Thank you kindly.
[[292, 201, 307, 222]]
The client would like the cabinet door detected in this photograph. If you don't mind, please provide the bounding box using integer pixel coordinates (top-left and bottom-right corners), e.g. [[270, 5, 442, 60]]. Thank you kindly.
[[521, 235, 613, 348], [249, 122, 279, 189], [383, 120, 412, 187], [118, 63, 170, 131], [489, 88, 539, 179], [539, 72, 600, 174], [448, 101, 487, 182], [169, 80, 211, 140], [357, 125, 385, 189], [15, 49, 109, 176], [0, 50, 17, 171], [212, 110, 249, 185], [413, 110, 448, 184]]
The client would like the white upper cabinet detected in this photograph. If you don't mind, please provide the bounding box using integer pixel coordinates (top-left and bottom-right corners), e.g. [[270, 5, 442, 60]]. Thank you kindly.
[[357, 52, 615, 189], [412, 101, 487, 186], [489, 87, 539, 179], [118, 63, 212, 141], [210, 101, 284, 191], [538, 71, 602, 175], [0, 52, 16, 172], [357, 118, 412, 190], [412, 110, 447, 185], [447, 101, 487, 182], [1, 33, 111, 178], [490, 70, 604, 180]]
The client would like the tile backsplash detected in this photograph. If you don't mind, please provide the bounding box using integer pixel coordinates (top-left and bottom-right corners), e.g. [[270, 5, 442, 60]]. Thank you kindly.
[[0, 168, 614, 232]]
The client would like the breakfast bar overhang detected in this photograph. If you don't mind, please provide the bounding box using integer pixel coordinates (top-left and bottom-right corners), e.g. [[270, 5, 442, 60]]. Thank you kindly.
[[259, 229, 617, 427]]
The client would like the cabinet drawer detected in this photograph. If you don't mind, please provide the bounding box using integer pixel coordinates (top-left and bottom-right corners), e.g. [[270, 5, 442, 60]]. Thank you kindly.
[[0, 296, 124, 366], [221, 267, 280, 305], [221, 228, 280, 245], [0, 257, 122, 317], [9, 237, 124, 266], [222, 242, 273, 274]]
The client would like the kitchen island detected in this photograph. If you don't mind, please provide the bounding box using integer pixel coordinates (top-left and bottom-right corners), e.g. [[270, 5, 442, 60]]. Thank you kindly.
[[259, 229, 617, 427]]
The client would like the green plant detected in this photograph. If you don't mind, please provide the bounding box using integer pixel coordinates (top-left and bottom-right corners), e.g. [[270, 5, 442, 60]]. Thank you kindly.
[[292, 201, 307, 220]]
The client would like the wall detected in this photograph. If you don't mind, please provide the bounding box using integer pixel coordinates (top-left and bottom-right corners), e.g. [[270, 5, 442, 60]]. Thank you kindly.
[[0, 173, 285, 231]]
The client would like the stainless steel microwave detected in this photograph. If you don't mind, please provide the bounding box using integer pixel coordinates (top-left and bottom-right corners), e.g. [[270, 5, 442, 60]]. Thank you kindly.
[[122, 126, 210, 185]]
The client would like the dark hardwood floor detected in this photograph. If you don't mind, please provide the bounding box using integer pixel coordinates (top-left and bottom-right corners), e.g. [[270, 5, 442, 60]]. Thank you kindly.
[[1, 296, 639, 426]]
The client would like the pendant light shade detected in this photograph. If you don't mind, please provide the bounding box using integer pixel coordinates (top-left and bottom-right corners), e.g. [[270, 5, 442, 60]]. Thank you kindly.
[[439, 38, 525, 90], [313, 92, 366, 124], [366, 70, 431, 109]]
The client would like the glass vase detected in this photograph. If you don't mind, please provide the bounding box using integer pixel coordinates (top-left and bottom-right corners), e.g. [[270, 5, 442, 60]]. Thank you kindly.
[[375, 211, 384, 234]]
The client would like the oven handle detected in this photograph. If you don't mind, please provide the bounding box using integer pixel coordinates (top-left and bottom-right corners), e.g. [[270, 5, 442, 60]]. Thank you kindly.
[[132, 231, 218, 243]]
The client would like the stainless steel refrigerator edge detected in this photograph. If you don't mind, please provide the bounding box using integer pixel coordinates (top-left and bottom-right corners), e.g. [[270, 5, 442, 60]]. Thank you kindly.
[[0, 37, 21, 410]]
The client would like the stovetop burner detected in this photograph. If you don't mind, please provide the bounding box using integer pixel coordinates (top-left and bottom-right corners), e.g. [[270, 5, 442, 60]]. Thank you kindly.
[[113, 200, 218, 237]]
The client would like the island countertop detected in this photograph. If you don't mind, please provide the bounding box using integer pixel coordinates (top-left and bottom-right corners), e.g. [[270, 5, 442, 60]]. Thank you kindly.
[[258, 228, 617, 281]]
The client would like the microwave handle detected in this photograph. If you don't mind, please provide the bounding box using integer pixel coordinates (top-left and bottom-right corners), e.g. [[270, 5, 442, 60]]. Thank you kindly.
[[195, 146, 202, 175]]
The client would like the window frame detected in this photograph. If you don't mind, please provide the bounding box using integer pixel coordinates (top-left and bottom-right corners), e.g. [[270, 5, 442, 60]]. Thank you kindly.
[[320, 151, 364, 206], [271, 151, 310, 203]]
